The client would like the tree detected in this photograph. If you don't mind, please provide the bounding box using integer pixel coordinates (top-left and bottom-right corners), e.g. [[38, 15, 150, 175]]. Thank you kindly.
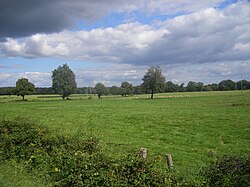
[[0, 87, 14, 96], [95, 83, 106, 99], [165, 81, 179, 92], [237, 80, 250, 90], [110, 86, 120, 95], [133, 85, 144, 94], [196, 82, 204, 91], [210, 83, 219, 91], [186, 81, 197, 92], [179, 83, 185, 92], [142, 66, 165, 99], [120, 81, 133, 96], [218, 79, 237, 91], [14, 78, 35, 100], [51, 64, 77, 99]]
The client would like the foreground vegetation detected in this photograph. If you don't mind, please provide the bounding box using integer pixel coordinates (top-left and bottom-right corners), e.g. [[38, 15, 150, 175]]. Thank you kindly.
[[0, 91, 250, 186], [1, 119, 249, 186]]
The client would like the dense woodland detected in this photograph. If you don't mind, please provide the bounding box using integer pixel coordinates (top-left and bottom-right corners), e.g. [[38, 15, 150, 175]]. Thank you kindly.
[[0, 79, 250, 96]]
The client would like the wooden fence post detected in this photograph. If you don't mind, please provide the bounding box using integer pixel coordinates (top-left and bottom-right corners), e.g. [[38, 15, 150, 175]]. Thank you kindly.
[[139, 148, 147, 159], [166, 154, 174, 170]]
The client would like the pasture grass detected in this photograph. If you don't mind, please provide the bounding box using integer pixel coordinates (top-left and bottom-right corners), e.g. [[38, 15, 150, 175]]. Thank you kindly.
[[0, 91, 250, 178], [0, 161, 50, 187]]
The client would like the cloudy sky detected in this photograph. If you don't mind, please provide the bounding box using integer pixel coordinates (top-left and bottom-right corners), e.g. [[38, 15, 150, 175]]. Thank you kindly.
[[0, 0, 250, 87]]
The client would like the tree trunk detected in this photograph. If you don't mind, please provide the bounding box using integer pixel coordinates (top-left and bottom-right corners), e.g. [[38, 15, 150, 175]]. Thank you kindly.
[[151, 89, 154, 99], [22, 95, 25, 101]]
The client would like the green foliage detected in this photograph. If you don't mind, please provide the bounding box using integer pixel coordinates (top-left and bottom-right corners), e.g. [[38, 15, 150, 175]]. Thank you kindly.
[[0, 119, 169, 186], [0, 91, 249, 174], [186, 81, 204, 92], [14, 78, 35, 100], [219, 79, 237, 91], [51, 64, 77, 99], [95, 83, 106, 99], [142, 66, 165, 98], [165, 81, 179, 92], [0, 87, 14, 96], [201, 155, 250, 187], [120, 81, 133, 96], [110, 86, 120, 95]]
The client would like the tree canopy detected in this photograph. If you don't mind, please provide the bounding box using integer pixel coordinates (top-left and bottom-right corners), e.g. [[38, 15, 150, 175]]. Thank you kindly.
[[14, 78, 35, 100], [120, 81, 133, 96], [95, 83, 106, 99], [51, 64, 77, 99], [218, 79, 237, 91], [142, 66, 165, 99]]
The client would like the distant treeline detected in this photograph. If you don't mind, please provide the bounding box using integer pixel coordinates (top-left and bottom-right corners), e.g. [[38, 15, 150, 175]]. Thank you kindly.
[[1, 79, 250, 96]]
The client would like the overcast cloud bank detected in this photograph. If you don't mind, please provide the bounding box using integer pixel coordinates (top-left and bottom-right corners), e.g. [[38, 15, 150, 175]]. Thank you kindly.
[[0, 0, 250, 87]]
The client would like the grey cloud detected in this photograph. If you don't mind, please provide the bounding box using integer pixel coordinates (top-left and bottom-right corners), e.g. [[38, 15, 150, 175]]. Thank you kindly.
[[75, 64, 146, 87], [164, 60, 250, 85], [0, 64, 145, 87], [1, 61, 249, 87], [0, 0, 71, 38], [0, 0, 225, 38], [123, 1, 250, 66], [0, 0, 130, 38], [1, 1, 249, 67], [1, 1, 250, 66]]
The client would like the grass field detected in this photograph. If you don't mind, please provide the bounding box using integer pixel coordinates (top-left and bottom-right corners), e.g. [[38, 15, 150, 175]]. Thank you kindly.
[[1, 91, 250, 183]]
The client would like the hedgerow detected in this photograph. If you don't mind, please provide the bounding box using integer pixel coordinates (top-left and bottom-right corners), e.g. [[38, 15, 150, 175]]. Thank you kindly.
[[200, 155, 250, 187], [0, 119, 167, 186], [1, 119, 249, 186]]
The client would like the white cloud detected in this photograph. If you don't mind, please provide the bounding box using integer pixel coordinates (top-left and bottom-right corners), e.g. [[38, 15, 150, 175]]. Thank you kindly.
[[75, 64, 146, 87], [1, 60, 250, 87], [1, 1, 249, 67], [1, 22, 168, 63], [0, 72, 51, 87], [1, 1, 250, 87], [0, 0, 225, 38]]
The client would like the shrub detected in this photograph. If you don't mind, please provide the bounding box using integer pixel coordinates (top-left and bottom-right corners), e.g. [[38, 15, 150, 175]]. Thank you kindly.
[[201, 155, 250, 187], [0, 119, 168, 186]]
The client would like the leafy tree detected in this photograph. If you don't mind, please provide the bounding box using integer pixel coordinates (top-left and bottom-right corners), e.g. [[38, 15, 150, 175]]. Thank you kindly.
[[203, 85, 213, 91], [133, 85, 144, 94], [218, 79, 237, 91], [210, 83, 219, 91], [196, 82, 204, 91], [0, 87, 14, 96], [179, 83, 185, 92], [35, 87, 54, 95], [120, 81, 133, 96], [237, 80, 250, 90], [165, 81, 179, 92], [95, 83, 106, 99], [51, 64, 77, 99], [14, 78, 35, 100], [142, 66, 165, 99], [110, 86, 120, 95], [186, 81, 197, 92], [186, 81, 204, 92]]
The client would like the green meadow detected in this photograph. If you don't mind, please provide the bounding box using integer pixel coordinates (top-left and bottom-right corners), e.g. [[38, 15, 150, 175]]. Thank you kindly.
[[1, 90, 250, 184]]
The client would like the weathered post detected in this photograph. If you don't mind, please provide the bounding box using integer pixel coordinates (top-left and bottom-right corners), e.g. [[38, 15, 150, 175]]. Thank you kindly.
[[139, 148, 147, 159], [166, 154, 174, 170]]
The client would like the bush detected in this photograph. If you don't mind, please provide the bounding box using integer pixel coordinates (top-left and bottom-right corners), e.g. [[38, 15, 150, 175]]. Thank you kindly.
[[201, 155, 250, 187], [0, 119, 168, 186]]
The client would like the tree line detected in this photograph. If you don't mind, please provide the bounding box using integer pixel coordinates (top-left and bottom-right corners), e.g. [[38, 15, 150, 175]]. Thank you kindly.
[[0, 64, 250, 100]]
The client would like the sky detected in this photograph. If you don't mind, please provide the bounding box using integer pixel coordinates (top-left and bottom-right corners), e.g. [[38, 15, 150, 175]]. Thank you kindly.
[[0, 0, 250, 87]]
